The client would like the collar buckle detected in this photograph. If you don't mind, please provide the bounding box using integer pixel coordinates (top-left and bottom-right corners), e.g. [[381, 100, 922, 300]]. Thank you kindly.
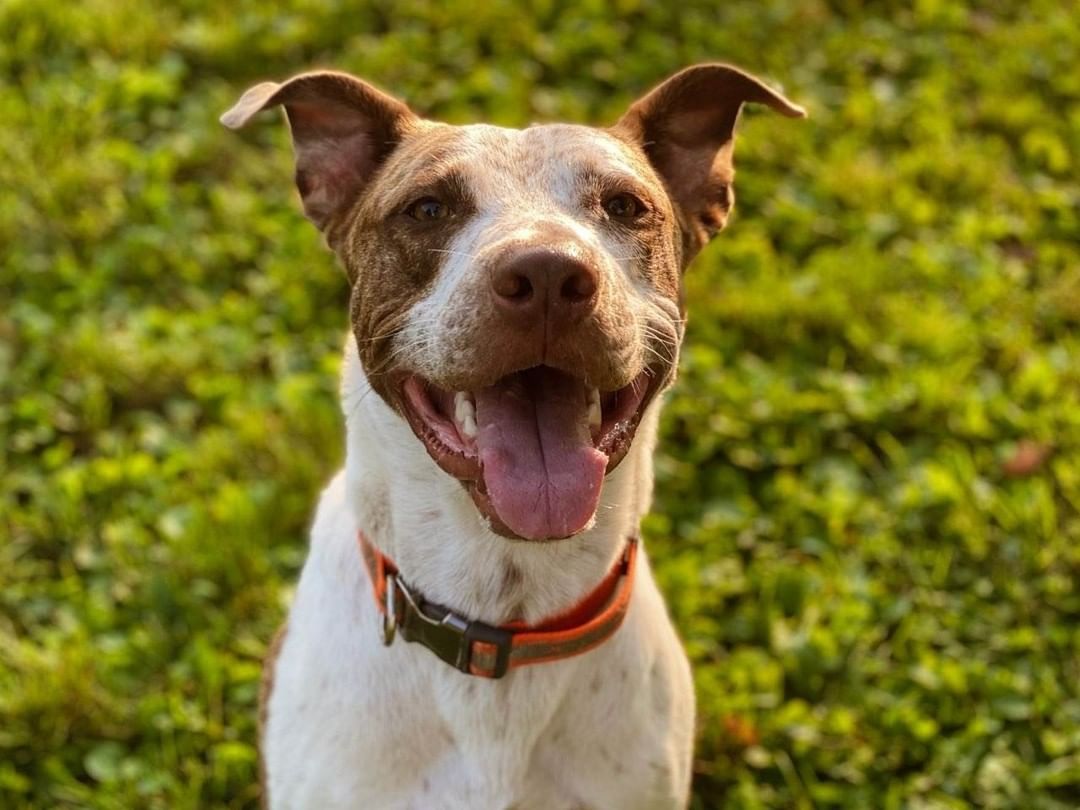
[[394, 576, 513, 678], [359, 530, 636, 680]]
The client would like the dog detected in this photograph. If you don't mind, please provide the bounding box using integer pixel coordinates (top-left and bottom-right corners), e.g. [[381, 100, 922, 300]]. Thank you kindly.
[[221, 62, 803, 809]]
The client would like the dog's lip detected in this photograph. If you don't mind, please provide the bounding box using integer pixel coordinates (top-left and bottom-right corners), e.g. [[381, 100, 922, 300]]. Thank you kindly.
[[397, 365, 665, 537], [398, 376, 482, 481]]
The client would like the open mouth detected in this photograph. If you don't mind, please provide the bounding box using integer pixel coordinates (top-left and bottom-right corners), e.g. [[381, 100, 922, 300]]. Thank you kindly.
[[399, 366, 661, 541]]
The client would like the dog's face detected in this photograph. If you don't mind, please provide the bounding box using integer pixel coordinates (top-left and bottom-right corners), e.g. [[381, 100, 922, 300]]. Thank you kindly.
[[223, 66, 803, 541]]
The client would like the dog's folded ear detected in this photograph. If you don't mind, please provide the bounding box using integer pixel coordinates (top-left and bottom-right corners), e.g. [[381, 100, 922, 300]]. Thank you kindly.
[[614, 64, 805, 262], [221, 72, 418, 232]]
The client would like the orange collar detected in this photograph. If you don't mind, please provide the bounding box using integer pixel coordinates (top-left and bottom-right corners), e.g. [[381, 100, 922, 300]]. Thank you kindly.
[[358, 531, 638, 679]]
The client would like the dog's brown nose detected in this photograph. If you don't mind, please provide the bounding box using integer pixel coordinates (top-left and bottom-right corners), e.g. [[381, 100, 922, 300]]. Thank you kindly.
[[490, 246, 599, 327]]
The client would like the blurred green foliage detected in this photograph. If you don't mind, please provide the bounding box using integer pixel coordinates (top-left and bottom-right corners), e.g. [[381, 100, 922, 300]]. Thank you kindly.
[[2, 0, 1079, 807]]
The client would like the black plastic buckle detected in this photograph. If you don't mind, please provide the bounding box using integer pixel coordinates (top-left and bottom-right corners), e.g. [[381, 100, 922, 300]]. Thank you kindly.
[[394, 577, 513, 678]]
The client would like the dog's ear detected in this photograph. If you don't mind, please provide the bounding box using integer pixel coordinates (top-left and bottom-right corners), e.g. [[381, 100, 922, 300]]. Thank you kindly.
[[221, 72, 418, 231], [614, 64, 805, 262]]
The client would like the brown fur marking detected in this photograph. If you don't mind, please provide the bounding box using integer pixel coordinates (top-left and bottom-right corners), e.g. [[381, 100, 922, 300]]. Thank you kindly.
[[341, 124, 480, 406], [258, 623, 289, 810]]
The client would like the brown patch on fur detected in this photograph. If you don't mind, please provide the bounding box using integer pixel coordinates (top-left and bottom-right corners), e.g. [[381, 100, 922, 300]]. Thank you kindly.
[[340, 124, 480, 406], [258, 623, 288, 810]]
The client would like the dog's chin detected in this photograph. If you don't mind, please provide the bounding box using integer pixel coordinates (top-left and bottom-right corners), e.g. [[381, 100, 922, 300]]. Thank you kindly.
[[397, 364, 664, 541]]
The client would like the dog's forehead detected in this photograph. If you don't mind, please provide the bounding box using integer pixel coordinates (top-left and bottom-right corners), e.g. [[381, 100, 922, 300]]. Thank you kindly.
[[457, 123, 646, 190], [374, 121, 652, 205]]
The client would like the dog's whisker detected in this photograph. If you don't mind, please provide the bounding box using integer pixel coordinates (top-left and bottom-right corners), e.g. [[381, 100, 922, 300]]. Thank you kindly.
[[358, 313, 445, 345], [345, 385, 378, 419], [427, 247, 479, 260]]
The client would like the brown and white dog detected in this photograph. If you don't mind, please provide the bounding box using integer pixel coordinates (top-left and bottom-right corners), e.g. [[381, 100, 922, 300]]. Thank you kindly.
[[222, 63, 803, 809]]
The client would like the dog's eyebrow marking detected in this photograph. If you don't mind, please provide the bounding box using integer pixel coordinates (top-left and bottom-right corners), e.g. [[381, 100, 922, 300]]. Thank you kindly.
[[575, 168, 660, 210], [382, 167, 473, 214]]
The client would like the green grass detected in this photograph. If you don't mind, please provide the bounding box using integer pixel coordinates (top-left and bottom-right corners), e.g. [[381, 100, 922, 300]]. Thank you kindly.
[[2, 1, 1078, 807]]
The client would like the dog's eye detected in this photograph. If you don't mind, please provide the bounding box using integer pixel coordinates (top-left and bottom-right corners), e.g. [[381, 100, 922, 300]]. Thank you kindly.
[[406, 197, 449, 221], [603, 193, 645, 220]]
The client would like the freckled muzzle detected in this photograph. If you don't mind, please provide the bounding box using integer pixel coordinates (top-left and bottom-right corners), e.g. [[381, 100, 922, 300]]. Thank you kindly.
[[399, 363, 665, 542]]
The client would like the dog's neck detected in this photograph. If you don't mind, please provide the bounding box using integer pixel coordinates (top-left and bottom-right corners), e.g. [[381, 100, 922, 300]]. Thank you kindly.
[[337, 337, 660, 626]]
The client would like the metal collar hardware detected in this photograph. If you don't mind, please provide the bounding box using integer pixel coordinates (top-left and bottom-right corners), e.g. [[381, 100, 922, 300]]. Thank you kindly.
[[359, 531, 638, 680]]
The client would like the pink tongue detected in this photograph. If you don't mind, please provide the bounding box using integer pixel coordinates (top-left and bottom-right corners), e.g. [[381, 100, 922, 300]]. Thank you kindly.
[[474, 368, 607, 540]]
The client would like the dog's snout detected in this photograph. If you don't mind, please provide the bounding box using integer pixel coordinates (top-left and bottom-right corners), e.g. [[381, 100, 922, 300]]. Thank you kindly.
[[490, 246, 599, 327]]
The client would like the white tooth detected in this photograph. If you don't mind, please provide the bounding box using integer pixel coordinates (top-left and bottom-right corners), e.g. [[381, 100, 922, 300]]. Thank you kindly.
[[454, 392, 477, 438], [587, 388, 601, 429], [461, 413, 478, 438], [454, 391, 472, 422]]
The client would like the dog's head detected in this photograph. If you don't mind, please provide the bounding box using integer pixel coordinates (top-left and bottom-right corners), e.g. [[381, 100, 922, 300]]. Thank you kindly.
[[223, 65, 803, 542]]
